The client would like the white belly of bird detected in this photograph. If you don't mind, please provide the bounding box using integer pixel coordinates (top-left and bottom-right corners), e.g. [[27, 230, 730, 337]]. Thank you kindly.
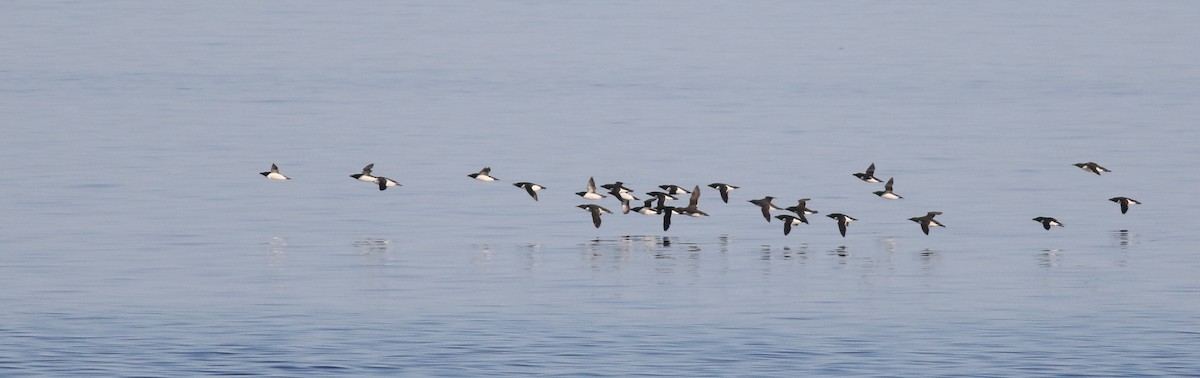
[[357, 175, 377, 182], [879, 192, 901, 200], [581, 192, 604, 200], [266, 172, 288, 180], [474, 175, 496, 182]]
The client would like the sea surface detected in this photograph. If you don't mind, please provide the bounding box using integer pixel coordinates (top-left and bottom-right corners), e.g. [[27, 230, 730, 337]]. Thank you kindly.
[[3, 1, 1199, 376]]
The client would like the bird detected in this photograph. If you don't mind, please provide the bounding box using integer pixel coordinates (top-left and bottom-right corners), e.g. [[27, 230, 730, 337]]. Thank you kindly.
[[658, 185, 691, 195], [350, 163, 377, 182], [576, 177, 607, 200], [909, 211, 945, 235], [749, 196, 784, 222], [646, 191, 678, 208], [631, 199, 659, 215], [1109, 197, 1140, 214], [619, 199, 632, 214], [1032, 217, 1063, 230], [260, 164, 289, 180], [873, 177, 903, 199], [373, 176, 401, 191], [677, 185, 708, 217], [577, 204, 612, 228], [785, 198, 817, 216], [707, 183, 738, 203], [853, 163, 883, 183], [607, 185, 638, 202], [826, 213, 857, 237], [601, 181, 634, 194], [775, 214, 806, 235], [468, 167, 498, 181], [512, 182, 545, 201], [1074, 162, 1111, 175]]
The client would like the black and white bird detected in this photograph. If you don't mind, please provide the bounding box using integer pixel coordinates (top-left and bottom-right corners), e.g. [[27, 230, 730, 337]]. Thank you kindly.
[[631, 199, 659, 215], [577, 204, 612, 228], [909, 211, 945, 235], [601, 181, 634, 194], [1032, 217, 1064, 230], [600, 181, 638, 202], [775, 214, 807, 236], [1109, 196, 1140, 214], [260, 164, 290, 180], [749, 196, 784, 222], [1074, 162, 1111, 175], [658, 185, 691, 195], [707, 183, 738, 203], [350, 163, 377, 182], [468, 167, 498, 181], [853, 163, 883, 183], [373, 176, 401, 191], [350, 163, 399, 190], [512, 182, 545, 201], [646, 191, 678, 209], [785, 198, 817, 217], [576, 177, 607, 200], [874, 178, 903, 200], [826, 213, 857, 237]]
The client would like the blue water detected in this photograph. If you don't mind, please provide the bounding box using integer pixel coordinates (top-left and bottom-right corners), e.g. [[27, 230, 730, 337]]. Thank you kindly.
[[3, 1, 1200, 376]]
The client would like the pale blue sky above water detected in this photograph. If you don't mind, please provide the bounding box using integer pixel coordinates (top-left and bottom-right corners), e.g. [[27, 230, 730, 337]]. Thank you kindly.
[[2, 1, 1199, 375]]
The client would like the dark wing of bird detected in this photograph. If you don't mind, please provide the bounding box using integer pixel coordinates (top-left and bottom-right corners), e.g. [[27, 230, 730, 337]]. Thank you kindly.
[[662, 207, 673, 231], [590, 208, 602, 228], [525, 185, 538, 201]]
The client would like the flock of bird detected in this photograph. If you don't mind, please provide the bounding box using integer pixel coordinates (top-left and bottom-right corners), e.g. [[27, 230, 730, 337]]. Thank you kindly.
[[259, 161, 1140, 237]]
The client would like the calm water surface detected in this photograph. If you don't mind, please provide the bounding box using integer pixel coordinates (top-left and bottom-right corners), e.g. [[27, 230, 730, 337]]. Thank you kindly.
[[2, 1, 1199, 376]]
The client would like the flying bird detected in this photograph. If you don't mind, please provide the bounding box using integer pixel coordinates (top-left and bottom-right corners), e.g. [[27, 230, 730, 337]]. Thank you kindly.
[[576, 177, 607, 200], [350, 163, 376, 182], [826, 213, 857, 237], [909, 211, 945, 235], [260, 164, 289, 180], [577, 204, 613, 228], [468, 167, 498, 181], [749, 196, 784, 222], [1032, 217, 1063, 230], [1074, 162, 1111, 175], [1108, 197, 1140, 214], [707, 183, 738, 203], [873, 178, 903, 199], [775, 214, 806, 235], [853, 163, 883, 183], [512, 182, 545, 201]]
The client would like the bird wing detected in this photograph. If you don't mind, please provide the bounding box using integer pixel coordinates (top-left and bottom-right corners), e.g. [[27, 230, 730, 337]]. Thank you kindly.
[[525, 185, 538, 201], [662, 208, 672, 231]]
